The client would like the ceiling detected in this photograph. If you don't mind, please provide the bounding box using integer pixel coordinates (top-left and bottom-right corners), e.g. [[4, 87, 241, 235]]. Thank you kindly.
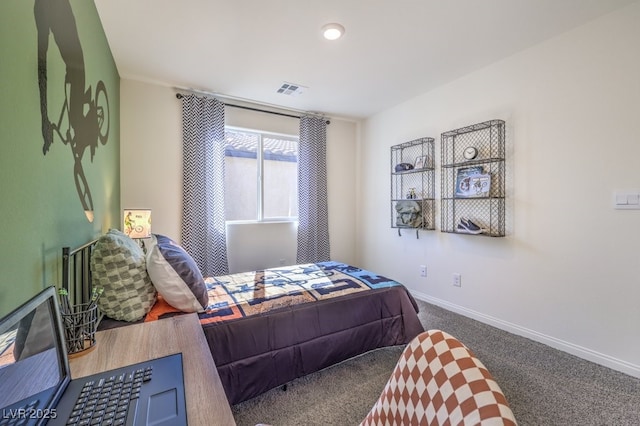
[[94, 0, 636, 120]]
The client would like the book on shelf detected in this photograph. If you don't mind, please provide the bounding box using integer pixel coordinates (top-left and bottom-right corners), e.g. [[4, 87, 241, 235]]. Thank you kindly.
[[455, 166, 491, 198]]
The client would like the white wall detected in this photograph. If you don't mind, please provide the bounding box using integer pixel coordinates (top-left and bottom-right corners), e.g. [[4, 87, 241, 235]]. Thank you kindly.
[[120, 81, 359, 273], [359, 2, 640, 377], [120, 81, 183, 240]]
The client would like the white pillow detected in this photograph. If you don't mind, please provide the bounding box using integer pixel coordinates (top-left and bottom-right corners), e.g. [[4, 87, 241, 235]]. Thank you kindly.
[[146, 234, 208, 312]]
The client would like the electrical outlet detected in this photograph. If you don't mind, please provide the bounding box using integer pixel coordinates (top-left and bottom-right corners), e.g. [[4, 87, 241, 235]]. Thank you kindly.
[[420, 265, 427, 277], [452, 273, 462, 287], [279, 258, 286, 266]]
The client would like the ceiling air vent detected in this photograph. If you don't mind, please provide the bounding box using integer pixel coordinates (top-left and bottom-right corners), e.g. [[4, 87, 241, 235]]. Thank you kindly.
[[276, 82, 307, 96]]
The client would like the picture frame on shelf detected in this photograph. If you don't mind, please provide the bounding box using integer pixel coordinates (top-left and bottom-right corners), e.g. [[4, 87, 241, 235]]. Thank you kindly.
[[414, 155, 427, 170], [455, 166, 491, 198]]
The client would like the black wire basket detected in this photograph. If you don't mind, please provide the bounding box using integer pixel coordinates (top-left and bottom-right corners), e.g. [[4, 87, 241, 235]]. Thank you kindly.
[[60, 303, 98, 356]]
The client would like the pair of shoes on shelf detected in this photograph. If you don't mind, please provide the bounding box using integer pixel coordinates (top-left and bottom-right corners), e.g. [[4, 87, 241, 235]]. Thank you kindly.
[[456, 217, 485, 234]]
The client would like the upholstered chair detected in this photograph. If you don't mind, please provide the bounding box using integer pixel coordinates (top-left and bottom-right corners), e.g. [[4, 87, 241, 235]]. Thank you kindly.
[[360, 329, 517, 425]]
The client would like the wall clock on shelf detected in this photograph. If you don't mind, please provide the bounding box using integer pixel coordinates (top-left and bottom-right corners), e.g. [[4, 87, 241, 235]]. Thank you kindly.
[[463, 146, 478, 160]]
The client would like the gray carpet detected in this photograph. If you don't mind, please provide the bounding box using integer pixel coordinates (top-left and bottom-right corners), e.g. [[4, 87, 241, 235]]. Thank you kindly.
[[232, 299, 640, 425]]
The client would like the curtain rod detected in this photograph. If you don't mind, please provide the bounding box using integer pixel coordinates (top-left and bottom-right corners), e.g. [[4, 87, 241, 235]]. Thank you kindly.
[[175, 93, 330, 124]]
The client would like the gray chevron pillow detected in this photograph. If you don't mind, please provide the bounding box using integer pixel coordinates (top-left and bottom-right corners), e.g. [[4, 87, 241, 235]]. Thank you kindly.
[[91, 229, 156, 321]]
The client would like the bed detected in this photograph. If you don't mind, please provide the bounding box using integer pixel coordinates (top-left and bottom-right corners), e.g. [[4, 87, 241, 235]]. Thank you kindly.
[[62, 234, 424, 405]]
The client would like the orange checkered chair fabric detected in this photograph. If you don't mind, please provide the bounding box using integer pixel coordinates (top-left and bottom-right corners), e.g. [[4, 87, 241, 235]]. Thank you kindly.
[[360, 329, 517, 426]]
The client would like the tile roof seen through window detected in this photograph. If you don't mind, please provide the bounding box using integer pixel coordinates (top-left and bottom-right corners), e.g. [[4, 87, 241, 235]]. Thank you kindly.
[[225, 130, 297, 162]]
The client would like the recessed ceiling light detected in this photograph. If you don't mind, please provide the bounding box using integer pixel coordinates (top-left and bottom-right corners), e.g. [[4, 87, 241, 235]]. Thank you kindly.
[[322, 23, 345, 41]]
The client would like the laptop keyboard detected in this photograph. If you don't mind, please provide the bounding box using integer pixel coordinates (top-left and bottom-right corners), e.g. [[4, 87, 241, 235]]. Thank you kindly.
[[66, 366, 153, 426]]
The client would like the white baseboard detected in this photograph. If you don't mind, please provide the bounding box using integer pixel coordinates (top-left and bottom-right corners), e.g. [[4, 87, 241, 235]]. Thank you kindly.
[[410, 290, 640, 379]]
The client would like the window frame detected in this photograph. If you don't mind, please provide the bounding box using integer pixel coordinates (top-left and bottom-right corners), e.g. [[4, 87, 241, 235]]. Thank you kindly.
[[224, 125, 299, 224]]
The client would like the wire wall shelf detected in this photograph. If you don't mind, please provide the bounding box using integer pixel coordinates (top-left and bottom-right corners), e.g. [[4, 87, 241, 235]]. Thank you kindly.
[[440, 120, 506, 237], [391, 137, 435, 238]]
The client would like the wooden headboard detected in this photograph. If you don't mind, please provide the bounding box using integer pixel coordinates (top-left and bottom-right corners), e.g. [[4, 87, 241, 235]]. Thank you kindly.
[[62, 239, 98, 306]]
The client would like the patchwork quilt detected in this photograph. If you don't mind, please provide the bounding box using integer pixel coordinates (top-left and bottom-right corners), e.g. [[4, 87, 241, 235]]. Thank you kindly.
[[199, 261, 400, 325]]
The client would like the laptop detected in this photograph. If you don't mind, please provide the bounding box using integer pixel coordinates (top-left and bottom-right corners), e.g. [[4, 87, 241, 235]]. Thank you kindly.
[[0, 287, 187, 426]]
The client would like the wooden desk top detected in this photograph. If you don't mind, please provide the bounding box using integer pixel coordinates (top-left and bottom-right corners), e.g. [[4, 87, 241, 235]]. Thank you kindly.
[[69, 314, 236, 426]]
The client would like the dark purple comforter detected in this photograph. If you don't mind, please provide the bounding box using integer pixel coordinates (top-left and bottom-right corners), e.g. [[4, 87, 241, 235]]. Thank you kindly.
[[206, 284, 423, 404]]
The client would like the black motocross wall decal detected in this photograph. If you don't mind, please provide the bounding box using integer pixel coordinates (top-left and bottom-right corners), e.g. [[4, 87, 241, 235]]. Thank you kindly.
[[35, 0, 110, 219]]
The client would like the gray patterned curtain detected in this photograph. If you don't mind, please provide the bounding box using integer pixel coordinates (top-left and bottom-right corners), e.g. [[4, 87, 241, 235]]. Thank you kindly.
[[181, 94, 229, 276], [297, 115, 330, 263]]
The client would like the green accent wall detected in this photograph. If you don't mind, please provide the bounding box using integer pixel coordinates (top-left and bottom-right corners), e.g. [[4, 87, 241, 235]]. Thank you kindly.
[[0, 0, 120, 315]]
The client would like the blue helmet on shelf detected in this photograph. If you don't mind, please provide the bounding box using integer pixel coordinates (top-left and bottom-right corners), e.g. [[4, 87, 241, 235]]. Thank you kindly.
[[394, 163, 414, 172]]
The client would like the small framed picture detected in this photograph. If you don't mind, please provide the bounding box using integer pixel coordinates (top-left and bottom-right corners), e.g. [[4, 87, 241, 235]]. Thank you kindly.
[[414, 155, 427, 169]]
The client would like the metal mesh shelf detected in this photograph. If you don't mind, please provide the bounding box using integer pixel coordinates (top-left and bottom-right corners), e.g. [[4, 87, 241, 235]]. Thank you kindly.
[[440, 120, 506, 237], [391, 137, 435, 235]]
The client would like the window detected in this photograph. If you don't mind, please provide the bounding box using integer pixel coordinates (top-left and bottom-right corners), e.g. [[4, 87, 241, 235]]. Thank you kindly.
[[224, 127, 298, 221]]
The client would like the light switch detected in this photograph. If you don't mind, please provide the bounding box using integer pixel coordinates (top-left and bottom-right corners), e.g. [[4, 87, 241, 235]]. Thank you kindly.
[[614, 190, 640, 209]]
